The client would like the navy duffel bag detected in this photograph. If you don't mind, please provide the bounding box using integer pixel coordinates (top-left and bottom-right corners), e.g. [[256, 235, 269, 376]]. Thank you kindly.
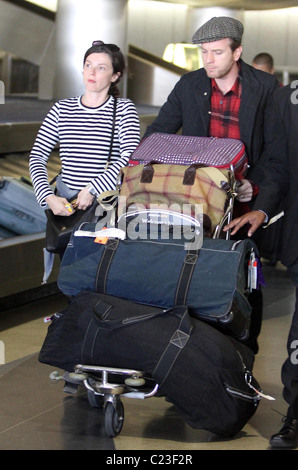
[[57, 223, 258, 341]]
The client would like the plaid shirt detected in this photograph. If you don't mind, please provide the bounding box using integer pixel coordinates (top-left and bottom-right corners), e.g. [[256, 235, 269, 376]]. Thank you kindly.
[[208, 72, 259, 214], [208, 75, 242, 139]]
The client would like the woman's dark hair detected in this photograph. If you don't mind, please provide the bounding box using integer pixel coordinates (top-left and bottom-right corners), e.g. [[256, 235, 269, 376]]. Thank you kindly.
[[83, 40, 125, 97]]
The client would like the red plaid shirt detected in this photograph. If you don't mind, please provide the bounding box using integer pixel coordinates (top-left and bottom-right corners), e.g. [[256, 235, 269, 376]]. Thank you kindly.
[[208, 72, 259, 216], [208, 75, 242, 139]]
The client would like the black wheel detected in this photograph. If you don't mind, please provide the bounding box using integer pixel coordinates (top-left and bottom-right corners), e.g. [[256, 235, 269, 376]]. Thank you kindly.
[[87, 389, 104, 408], [104, 400, 124, 437]]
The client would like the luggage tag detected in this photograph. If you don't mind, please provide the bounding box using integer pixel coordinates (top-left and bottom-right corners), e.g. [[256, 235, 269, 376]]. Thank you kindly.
[[248, 248, 265, 292], [245, 372, 275, 401], [94, 227, 109, 245], [248, 249, 258, 292], [74, 227, 125, 244]]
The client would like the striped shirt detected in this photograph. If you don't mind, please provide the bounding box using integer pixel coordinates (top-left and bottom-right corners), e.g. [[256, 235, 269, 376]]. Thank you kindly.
[[29, 95, 140, 206]]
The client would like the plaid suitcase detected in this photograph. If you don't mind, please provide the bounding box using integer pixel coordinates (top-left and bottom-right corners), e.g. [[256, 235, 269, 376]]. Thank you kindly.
[[129, 133, 248, 179], [118, 163, 231, 236]]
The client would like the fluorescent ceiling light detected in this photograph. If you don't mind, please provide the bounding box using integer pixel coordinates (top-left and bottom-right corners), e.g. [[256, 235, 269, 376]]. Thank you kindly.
[[24, 0, 58, 12]]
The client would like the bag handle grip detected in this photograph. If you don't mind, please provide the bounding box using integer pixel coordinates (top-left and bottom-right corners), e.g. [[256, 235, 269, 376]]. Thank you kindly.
[[93, 302, 189, 330], [140, 162, 228, 187]]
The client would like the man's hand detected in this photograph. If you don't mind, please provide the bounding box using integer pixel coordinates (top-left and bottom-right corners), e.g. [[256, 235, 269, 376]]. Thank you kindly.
[[236, 179, 253, 202], [223, 210, 266, 237]]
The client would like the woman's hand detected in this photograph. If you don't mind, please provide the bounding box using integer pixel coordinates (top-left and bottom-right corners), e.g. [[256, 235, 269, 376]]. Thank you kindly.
[[45, 194, 74, 216], [74, 186, 95, 210]]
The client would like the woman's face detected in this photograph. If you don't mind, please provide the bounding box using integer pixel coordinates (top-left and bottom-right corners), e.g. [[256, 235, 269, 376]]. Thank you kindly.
[[83, 52, 120, 95]]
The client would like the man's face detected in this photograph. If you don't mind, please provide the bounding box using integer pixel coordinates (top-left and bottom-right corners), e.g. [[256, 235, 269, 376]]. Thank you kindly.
[[200, 38, 242, 79]]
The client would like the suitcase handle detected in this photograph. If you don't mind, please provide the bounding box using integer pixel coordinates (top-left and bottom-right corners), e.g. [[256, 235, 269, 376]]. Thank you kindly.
[[140, 161, 206, 185], [140, 162, 227, 187], [183, 164, 229, 187], [93, 303, 189, 330]]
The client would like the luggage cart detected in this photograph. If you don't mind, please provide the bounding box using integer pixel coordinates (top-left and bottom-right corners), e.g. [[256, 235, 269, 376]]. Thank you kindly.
[[50, 364, 159, 437], [48, 167, 241, 438]]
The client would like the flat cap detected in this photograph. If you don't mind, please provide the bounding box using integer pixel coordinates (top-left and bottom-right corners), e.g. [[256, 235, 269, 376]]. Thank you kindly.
[[192, 16, 243, 44]]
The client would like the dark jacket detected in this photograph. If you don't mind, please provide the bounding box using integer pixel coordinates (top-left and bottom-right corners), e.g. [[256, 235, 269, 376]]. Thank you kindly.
[[254, 84, 297, 267], [144, 59, 279, 187]]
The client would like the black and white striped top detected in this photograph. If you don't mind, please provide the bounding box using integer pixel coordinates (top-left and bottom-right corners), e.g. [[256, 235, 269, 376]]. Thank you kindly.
[[29, 95, 140, 206]]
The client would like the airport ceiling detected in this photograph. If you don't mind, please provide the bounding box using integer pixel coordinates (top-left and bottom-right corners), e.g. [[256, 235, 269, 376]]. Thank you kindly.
[[159, 0, 298, 10]]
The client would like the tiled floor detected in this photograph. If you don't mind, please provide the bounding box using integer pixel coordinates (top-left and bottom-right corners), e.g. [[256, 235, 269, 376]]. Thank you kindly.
[[0, 261, 297, 451]]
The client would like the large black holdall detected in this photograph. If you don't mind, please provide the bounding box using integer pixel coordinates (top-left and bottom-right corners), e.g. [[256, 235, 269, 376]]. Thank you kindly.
[[39, 290, 262, 437], [57, 223, 258, 341]]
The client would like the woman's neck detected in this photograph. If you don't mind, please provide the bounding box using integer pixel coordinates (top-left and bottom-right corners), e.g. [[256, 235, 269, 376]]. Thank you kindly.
[[81, 92, 110, 108]]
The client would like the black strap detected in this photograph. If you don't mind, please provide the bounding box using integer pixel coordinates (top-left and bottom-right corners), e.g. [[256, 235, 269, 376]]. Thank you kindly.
[[81, 303, 193, 374], [174, 249, 199, 306], [105, 97, 117, 169], [95, 238, 120, 293], [49, 171, 61, 186], [153, 307, 193, 388], [92, 301, 185, 330]]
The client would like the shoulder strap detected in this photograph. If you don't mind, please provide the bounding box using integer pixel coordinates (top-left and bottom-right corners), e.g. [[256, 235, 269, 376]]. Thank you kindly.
[[95, 238, 120, 293], [199, 166, 229, 187], [152, 307, 193, 387], [105, 97, 117, 170]]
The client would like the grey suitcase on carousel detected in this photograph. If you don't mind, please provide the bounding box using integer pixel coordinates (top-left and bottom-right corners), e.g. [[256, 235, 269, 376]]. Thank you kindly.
[[0, 176, 47, 235]]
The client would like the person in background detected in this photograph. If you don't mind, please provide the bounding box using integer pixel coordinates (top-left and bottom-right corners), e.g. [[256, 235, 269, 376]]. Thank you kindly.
[[144, 16, 282, 354], [251, 52, 284, 266], [252, 52, 275, 75], [224, 83, 298, 448], [29, 40, 140, 216]]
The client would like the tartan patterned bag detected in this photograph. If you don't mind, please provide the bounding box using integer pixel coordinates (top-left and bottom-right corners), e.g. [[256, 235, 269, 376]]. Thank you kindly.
[[118, 162, 231, 236], [129, 133, 248, 180]]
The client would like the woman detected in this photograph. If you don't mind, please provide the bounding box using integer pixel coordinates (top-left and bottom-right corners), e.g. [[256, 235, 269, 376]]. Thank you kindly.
[[29, 40, 140, 216]]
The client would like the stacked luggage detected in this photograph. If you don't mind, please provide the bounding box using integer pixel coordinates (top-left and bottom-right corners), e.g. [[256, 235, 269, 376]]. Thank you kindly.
[[39, 133, 270, 438]]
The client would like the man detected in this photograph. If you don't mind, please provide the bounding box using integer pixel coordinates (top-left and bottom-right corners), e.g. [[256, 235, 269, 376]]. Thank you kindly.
[[144, 17, 279, 198], [144, 16, 281, 353], [252, 52, 275, 75], [224, 83, 298, 448]]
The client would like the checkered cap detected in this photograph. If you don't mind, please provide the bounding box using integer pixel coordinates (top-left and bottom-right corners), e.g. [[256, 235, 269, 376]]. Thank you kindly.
[[192, 16, 243, 44]]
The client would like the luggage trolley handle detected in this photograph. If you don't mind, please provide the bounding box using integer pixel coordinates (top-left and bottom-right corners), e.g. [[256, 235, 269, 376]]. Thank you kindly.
[[213, 166, 239, 240]]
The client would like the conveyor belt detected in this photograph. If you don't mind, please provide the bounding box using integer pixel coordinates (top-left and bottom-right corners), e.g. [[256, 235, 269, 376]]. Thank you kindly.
[[0, 150, 61, 180]]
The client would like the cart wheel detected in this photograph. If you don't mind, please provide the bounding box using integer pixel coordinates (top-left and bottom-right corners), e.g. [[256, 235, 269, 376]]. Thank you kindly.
[[87, 390, 104, 408], [125, 377, 145, 386], [104, 400, 124, 437], [49, 371, 62, 382]]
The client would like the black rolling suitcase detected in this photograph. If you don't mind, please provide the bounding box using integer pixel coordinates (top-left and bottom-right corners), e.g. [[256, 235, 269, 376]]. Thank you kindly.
[[39, 290, 263, 437]]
